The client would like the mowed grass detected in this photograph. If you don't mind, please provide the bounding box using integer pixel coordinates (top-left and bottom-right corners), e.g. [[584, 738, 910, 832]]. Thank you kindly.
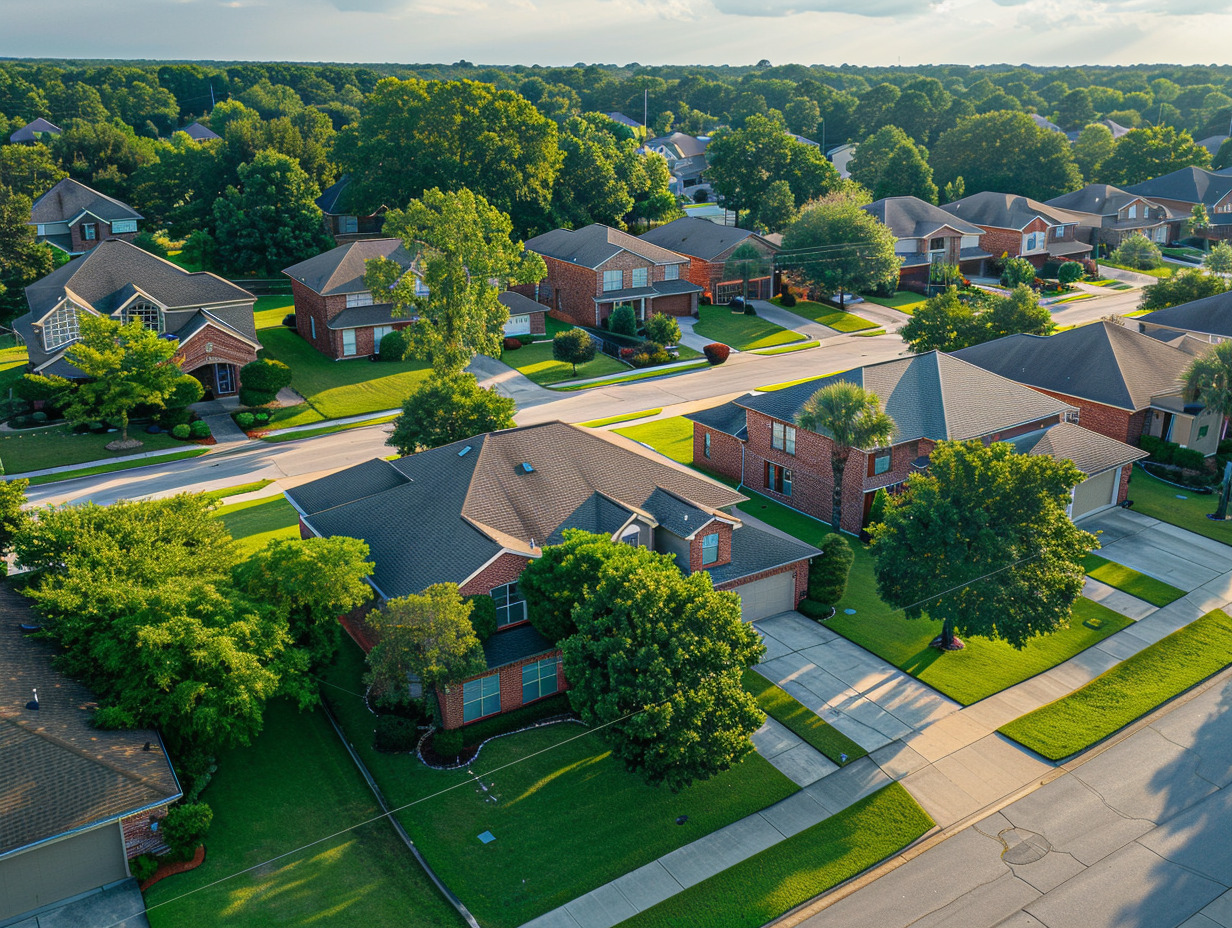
[[694, 305, 805, 350], [253, 294, 295, 330], [769, 297, 879, 332], [614, 416, 695, 464], [258, 327, 434, 428], [1125, 465, 1232, 546], [859, 291, 928, 315], [214, 495, 300, 555], [500, 339, 627, 385], [616, 783, 934, 928], [1001, 609, 1232, 760], [1083, 552, 1186, 607], [552, 361, 710, 391], [1, 425, 185, 474], [144, 700, 462, 928], [320, 642, 799, 928], [743, 669, 866, 765], [581, 408, 662, 428], [25, 449, 208, 485]]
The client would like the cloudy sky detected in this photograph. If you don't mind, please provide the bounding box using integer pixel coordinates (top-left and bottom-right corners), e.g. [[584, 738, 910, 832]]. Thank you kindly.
[[0, 0, 1227, 67]]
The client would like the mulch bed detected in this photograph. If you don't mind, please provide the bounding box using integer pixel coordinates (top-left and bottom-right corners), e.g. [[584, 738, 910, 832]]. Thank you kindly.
[[139, 844, 206, 890]]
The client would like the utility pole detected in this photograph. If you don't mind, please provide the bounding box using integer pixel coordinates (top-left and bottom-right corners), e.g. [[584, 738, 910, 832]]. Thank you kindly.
[[644, 89, 648, 131]]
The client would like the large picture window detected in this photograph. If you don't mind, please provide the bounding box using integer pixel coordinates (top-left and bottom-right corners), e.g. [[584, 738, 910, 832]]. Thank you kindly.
[[603, 269, 623, 291], [111, 220, 137, 235], [663, 264, 679, 280], [42, 303, 81, 351], [772, 422, 796, 455], [346, 291, 374, 308], [341, 328, 358, 356], [522, 658, 558, 704], [492, 582, 527, 628], [462, 675, 501, 723], [373, 325, 394, 348], [873, 450, 891, 475]]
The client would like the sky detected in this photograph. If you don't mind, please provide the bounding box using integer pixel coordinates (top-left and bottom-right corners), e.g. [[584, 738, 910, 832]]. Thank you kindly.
[[1, 0, 1230, 68]]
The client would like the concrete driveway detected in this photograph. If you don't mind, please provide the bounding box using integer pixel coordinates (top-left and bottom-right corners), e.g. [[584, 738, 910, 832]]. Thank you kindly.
[[1081, 508, 1232, 593], [8, 880, 149, 928]]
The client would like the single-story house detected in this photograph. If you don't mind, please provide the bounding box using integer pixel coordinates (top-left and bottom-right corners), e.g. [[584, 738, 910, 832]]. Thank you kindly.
[[638, 217, 779, 302], [0, 586, 181, 924], [285, 422, 819, 729], [940, 191, 1093, 268], [9, 117, 60, 145], [688, 350, 1147, 531], [30, 178, 143, 256], [15, 240, 260, 396], [862, 196, 990, 288], [1044, 184, 1178, 248]]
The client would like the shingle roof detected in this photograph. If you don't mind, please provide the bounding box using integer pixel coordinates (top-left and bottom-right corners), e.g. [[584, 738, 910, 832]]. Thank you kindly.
[[644, 132, 708, 159], [1045, 184, 1150, 217], [524, 224, 689, 269], [546, 492, 634, 545], [499, 291, 547, 316], [1125, 166, 1232, 207], [940, 191, 1080, 230], [704, 525, 819, 586], [1006, 422, 1147, 477], [605, 112, 643, 129], [0, 586, 180, 858], [326, 303, 403, 330], [282, 238, 414, 296], [863, 196, 984, 239], [1137, 291, 1232, 339], [638, 217, 770, 261], [30, 178, 142, 225], [686, 400, 749, 440], [643, 487, 719, 538], [482, 624, 556, 670], [737, 351, 1073, 445], [182, 121, 221, 141], [1029, 113, 1064, 133], [953, 322, 1192, 411], [9, 118, 60, 143]]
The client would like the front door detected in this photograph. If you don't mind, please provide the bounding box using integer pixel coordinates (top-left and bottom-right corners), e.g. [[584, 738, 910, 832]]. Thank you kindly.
[[215, 364, 235, 395]]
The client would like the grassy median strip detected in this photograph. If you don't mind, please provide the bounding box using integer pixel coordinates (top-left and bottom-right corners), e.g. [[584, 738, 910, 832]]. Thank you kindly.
[[23, 448, 209, 485], [751, 341, 819, 356], [262, 414, 400, 443], [1083, 553, 1185, 607], [615, 783, 934, 928], [552, 361, 710, 391], [743, 670, 866, 765], [201, 479, 275, 502], [1000, 608, 1232, 760], [581, 408, 662, 428]]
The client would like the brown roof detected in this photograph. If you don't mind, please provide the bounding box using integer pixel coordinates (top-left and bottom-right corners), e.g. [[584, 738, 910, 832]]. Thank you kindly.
[[0, 587, 180, 858]]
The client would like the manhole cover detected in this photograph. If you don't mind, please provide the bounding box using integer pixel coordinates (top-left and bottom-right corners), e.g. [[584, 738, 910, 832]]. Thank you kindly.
[[1001, 828, 1052, 865]]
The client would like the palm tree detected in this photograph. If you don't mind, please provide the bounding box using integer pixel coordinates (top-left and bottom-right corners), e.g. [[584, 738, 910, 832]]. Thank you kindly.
[[797, 382, 896, 532], [1185, 341, 1232, 519]]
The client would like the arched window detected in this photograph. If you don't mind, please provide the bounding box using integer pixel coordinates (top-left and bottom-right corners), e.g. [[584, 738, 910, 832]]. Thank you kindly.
[[124, 301, 162, 333], [42, 303, 81, 351]]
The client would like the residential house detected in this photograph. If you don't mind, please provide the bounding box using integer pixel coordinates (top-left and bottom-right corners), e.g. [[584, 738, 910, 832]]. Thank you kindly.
[[498, 290, 548, 339], [638, 216, 779, 301], [1197, 135, 1228, 159], [605, 112, 643, 131], [284, 422, 819, 729], [1138, 291, 1232, 350], [688, 351, 1146, 531], [1029, 113, 1065, 134], [862, 196, 990, 288], [15, 240, 260, 396], [181, 120, 221, 142], [0, 587, 181, 924], [29, 178, 142, 255], [643, 132, 710, 197], [523, 224, 701, 328], [1045, 184, 1178, 248], [953, 321, 1220, 455], [1095, 118, 1133, 139], [8, 117, 60, 144], [1124, 166, 1232, 244], [315, 174, 386, 242], [940, 191, 1093, 268], [827, 143, 857, 179]]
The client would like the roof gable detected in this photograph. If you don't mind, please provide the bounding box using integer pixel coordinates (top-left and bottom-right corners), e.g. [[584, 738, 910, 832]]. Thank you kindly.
[[282, 238, 415, 296], [940, 191, 1076, 231], [525, 224, 689, 269], [638, 217, 769, 261], [30, 178, 142, 226], [864, 196, 984, 239], [1138, 291, 1232, 339]]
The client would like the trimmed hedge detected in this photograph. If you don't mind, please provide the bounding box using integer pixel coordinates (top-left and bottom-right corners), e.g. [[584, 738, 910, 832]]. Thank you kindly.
[[375, 714, 421, 752]]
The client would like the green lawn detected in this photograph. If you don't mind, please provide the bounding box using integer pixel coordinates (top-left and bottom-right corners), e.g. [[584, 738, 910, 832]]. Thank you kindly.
[[1083, 552, 1186, 607], [1, 425, 186, 475], [258, 328, 434, 428], [144, 700, 462, 928], [552, 361, 710, 391], [214, 496, 300, 555], [25, 449, 209, 485], [500, 340, 627, 386], [0, 344, 28, 395], [581, 409, 662, 428], [320, 642, 799, 928], [743, 670, 866, 765], [1099, 261, 1174, 279], [858, 291, 927, 315], [1125, 465, 1232, 546], [752, 341, 819, 356], [201, 479, 275, 502], [614, 416, 695, 464], [253, 294, 295, 330], [769, 297, 879, 332], [694, 305, 805, 350], [1000, 609, 1232, 760], [616, 783, 934, 928], [262, 414, 400, 443]]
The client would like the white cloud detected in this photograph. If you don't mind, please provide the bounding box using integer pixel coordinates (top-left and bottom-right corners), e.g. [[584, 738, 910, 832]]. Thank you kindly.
[[710, 0, 920, 16]]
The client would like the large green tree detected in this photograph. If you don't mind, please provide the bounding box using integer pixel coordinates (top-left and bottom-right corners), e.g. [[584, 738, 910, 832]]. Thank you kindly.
[[796, 382, 896, 531], [873, 440, 1096, 651], [724, 241, 772, 304], [930, 111, 1082, 201], [1184, 341, 1232, 518], [365, 187, 546, 373], [0, 185, 55, 322], [1205, 242, 1232, 276], [1073, 123, 1116, 181], [849, 126, 937, 203], [902, 285, 1051, 352], [387, 372, 516, 456], [1099, 125, 1211, 187], [1139, 269, 1230, 312], [0, 144, 66, 198]]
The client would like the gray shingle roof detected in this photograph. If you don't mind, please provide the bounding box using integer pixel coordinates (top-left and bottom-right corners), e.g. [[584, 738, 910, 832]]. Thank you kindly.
[[9, 118, 60, 143], [482, 624, 556, 670], [1006, 422, 1147, 477], [644, 132, 708, 159], [643, 487, 717, 538], [686, 401, 749, 440], [952, 321, 1191, 411], [1125, 166, 1232, 207], [499, 291, 547, 316], [1045, 184, 1150, 217], [863, 196, 984, 239], [30, 178, 142, 225], [525, 225, 689, 269], [1029, 113, 1064, 133], [704, 525, 820, 586], [1137, 291, 1232, 339], [737, 351, 1073, 445], [326, 303, 403, 330], [639, 217, 774, 261], [287, 457, 411, 516], [282, 238, 414, 296], [182, 121, 221, 141], [940, 191, 1079, 230], [545, 492, 634, 545]]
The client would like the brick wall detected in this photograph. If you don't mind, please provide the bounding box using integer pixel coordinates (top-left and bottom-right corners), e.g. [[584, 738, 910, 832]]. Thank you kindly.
[[291, 279, 339, 357], [1117, 464, 1132, 505], [437, 649, 569, 730], [69, 219, 137, 254], [176, 324, 258, 393], [693, 423, 744, 484], [1030, 387, 1139, 443], [459, 552, 534, 597], [687, 521, 733, 571], [537, 255, 601, 327], [122, 806, 169, 858], [713, 561, 809, 609], [978, 217, 1050, 263], [651, 293, 696, 316]]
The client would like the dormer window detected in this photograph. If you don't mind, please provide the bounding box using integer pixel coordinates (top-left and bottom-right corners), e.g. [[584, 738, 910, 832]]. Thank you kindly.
[[124, 300, 162, 333], [43, 303, 81, 351]]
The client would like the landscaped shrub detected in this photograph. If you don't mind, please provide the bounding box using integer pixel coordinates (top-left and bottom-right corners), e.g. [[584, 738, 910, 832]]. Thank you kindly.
[[467, 593, 497, 641], [238, 358, 292, 406], [1174, 446, 1207, 471], [780, 291, 797, 307], [379, 329, 409, 361], [10, 415, 27, 428], [374, 714, 420, 753], [1111, 233, 1163, 270], [797, 598, 834, 621], [1058, 262, 1084, 287], [1001, 257, 1037, 288], [503, 336, 523, 351], [455, 693, 571, 746], [703, 343, 730, 365], [432, 728, 465, 760], [282, 313, 297, 328], [809, 535, 855, 606], [235, 412, 255, 429], [609, 303, 638, 337], [693, 188, 708, 203], [30, 411, 47, 424], [130, 854, 159, 883], [743, 304, 757, 315], [620, 346, 636, 360], [171, 423, 191, 439], [162, 802, 213, 861], [700, 292, 712, 305], [645, 312, 682, 346], [631, 350, 652, 368], [254, 410, 271, 424], [188, 420, 211, 440], [868, 487, 889, 525]]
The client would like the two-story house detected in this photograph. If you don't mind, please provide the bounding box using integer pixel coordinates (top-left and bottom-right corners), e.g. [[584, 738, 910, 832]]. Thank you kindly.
[[638, 217, 779, 302], [315, 174, 386, 243], [29, 179, 142, 256], [940, 191, 1093, 268], [14, 240, 260, 397], [1045, 184, 1178, 248], [688, 351, 1147, 531], [1124, 166, 1232, 245], [642, 132, 710, 196], [953, 321, 1220, 455], [862, 196, 991, 288], [523, 224, 702, 328]]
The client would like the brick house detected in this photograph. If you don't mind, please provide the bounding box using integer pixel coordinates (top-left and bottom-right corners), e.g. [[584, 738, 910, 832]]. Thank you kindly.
[[638, 217, 779, 302], [0, 587, 181, 924], [862, 196, 990, 290], [29, 178, 142, 256], [1045, 184, 1179, 249], [285, 422, 819, 730], [940, 191, 1093, 269], [14, 240, 260, 396], [523, 224, 702, 328], [1138, 290, 1232, 348], [953, 321, 1221, 455], [1124, 166, 1232, 245], [688, 351, 1147, 532], [315, 174, 386, 243]]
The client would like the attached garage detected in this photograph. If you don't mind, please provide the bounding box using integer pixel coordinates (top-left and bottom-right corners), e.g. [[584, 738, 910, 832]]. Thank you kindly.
[[1071, 466, 1120, 521], [732, 570, 796, 622], [0, 824, 129, 922]]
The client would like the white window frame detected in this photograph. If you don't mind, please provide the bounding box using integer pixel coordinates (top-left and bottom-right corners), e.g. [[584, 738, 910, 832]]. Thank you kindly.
[[603, 269, 623, 292], [373, 325, 394, 348], [111, 219, 137, 234], [620, 525, 641, 547], [701, 532, 719, 566], [346, 291, 374, 309], [1127, 205, 1137, 220], [340, 215, 358, 235], [492, 582, 527, 628], [81, 222, 97, 241], [123, 300, 163, 333], [341, 328, 357, 356], [772, 422, 796, 455], [462, 674, 501, 723], [873, 450, 891, 476], [42, 303, 81, 351], [663, 264, 680, 281], [631, 267, 648, 289]]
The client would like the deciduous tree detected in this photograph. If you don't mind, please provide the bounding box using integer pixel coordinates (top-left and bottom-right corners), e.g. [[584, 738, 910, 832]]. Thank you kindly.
[[931, 111, 1081, 201], [1110, 232, 1163, 270], [1205, 242, 1232, 276], [387, 372, 515, 455], [1139, 269, 1230, 311], [552, 327, 597, 375], [1099, 125, 1211, 187], [723, 241, 771, 304], [0, 185, 55, 322]]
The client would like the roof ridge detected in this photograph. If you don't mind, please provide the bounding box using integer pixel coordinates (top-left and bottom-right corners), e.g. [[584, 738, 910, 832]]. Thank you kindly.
[[929, 351, 950, 438]]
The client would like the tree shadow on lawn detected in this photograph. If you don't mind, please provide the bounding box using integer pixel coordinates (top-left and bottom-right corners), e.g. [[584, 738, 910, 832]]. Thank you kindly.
[[901, 644, 946, 677]]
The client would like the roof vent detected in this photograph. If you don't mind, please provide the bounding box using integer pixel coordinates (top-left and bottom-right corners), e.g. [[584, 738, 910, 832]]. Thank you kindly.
[[458, 446, 472, 457], [26, 688, 38, 711], [521, 462, 535, 474]]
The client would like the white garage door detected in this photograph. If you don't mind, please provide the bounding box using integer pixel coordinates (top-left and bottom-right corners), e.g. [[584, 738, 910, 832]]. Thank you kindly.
[[733, 571, 796, 622], [505, 314, 531, 336], [1071, 467, 1119, 521]]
